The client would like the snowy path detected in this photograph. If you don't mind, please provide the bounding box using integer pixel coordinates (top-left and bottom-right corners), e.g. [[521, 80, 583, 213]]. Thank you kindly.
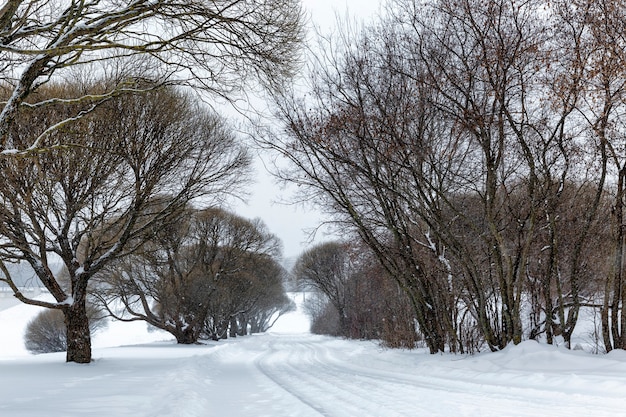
[[3, 293, 625, 416], [3, 332, 626, 416], [250, 334, 626, 417]]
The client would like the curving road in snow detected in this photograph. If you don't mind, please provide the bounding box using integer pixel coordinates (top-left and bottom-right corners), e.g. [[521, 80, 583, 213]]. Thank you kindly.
[[1, 331, 626, 416], [206, 333, 626, 417], [2, 295, 626, 417]]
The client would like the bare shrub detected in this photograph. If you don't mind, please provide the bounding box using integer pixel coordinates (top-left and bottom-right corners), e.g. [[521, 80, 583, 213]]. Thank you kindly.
[[24, 310, 66, 354], [310, 302, 342, 337], [24, 304, 108, 355]]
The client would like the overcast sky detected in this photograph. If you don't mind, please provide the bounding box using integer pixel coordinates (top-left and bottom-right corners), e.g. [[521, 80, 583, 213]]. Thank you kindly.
[[229, 0, 383, 260]]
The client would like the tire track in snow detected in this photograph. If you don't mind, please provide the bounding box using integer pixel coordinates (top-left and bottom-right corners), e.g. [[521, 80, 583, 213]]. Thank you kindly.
[[256, 336, 445, 417], [255, 339, 373, 417], [255, 334, 623, 417], [307, 340, 625, 416], [147, 355, 214, 417]]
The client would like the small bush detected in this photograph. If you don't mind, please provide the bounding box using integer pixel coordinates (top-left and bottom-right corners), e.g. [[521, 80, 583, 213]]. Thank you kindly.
[[380, 314, 421, 349], [24, 304, 108, 354], [24, 309, 67, 354], [310, 302, 342, 336]]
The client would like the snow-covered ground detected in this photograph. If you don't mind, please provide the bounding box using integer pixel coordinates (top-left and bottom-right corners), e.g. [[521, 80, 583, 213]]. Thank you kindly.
[[1, 295, 626, 416]]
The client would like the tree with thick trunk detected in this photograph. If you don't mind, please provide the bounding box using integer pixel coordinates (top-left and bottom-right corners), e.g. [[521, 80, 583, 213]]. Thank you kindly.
[[0, 85, 251, 362]]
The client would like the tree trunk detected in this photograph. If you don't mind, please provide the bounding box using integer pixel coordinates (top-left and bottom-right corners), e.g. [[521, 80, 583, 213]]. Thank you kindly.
[[237, 314, 248, 336], [229, 316, 238, 338], [608, 170, 626, 350], [337, 306, 348, 337], [64, 301, 92, 363], [173, 321, 199, 344]]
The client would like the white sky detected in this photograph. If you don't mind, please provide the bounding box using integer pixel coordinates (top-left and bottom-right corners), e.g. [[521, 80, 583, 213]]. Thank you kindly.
[[301, 0, 383, 31], [230, 0, 383, 261]]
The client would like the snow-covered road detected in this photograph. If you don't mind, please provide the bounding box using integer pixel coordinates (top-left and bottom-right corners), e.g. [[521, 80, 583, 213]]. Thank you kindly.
[[1, 332, 626, 416], [230, 333, 626, 417], [1, 293, 626, 417]]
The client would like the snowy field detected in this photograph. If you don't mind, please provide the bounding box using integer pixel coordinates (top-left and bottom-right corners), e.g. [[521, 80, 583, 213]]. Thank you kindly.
[[1, 295, 626, 416]]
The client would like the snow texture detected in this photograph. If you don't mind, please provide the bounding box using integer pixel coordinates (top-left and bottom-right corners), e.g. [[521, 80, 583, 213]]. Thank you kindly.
[[0, 293, 625, 416]]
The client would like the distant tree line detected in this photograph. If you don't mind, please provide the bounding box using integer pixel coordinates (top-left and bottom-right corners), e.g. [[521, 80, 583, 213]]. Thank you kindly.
[[269, 0, 626, 354], [292, 241, 420, 349]]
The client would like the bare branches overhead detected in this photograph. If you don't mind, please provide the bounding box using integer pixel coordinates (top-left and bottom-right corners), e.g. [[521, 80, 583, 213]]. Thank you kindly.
[[0, 0, 305, 152]]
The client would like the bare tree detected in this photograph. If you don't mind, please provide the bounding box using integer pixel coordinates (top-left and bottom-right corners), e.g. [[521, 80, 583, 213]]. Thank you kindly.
[[264, 12, 462, 353], [0, 85, 250, 362], [224, 253, 290, 337], [297, 241, 422, 348], [24, 303, 107, 354], [0, 0, 304, 154], [200, 213, 283, 340], [94, 208, 283, 344], [570, 0, 626, 352], [293, 242, 353, 335], [264, 0, 618, 353], [347, 255, 422, 349]]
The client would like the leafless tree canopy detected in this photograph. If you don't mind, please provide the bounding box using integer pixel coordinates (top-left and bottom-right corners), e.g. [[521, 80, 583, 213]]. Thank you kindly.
[[293, 242, 352, 334], [0, 84, 251, 362], [0, 0, 305, 153], [93, 207, 288, 344], [295, 241, 421, 347], [264, 0, 626, 353]]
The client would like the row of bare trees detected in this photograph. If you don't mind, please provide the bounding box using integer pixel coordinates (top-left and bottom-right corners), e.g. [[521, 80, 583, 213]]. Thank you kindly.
[[23, 205, 292, 353], [0, 0, 304, 363], [0, 82, 291, 362], [0, 83, 250, 362], [93, 207, 293, 344], [293, 241, 420, 348], [267, 0, 626, 353]]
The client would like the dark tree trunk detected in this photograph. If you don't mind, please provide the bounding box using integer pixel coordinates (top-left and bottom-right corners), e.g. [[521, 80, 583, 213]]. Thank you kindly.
[[237, 314, 248, 336], [64, 301, 92, 363], [337, 306, 348, 337], [174, 324, 199, 344], [229, 316, 238, 338]]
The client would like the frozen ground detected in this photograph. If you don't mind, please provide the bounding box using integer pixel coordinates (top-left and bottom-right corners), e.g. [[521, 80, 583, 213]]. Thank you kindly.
[[1, 294, 626, 416]]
